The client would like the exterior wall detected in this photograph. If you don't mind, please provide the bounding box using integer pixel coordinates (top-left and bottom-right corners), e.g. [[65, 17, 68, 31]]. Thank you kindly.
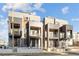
[[44, 17, 55, 25], [56, 18, 69, 26]]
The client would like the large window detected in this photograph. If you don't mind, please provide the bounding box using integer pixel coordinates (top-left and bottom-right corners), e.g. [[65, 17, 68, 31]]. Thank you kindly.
[[30, 30, 39, 36], [49, 32, 53, 38], [11, 23, 20, 28], [67, 31, 71, 38], [53, 31, 58, 37], [60, 32, 65, 38], [49, 31, 58, 38]]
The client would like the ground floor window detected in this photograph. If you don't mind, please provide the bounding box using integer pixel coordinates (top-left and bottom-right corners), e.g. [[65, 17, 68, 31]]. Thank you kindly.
[[50, 39, 59, 48], [30, 38, 39, 48]]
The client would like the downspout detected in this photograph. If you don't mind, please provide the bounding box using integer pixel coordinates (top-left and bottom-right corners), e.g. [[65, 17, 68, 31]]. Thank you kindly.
[[54, 17, 56, 24]]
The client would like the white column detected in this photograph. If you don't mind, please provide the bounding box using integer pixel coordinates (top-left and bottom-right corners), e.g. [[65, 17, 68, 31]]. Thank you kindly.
[[38, 39, 40, 48], [30, 40, 32, 47], [35, 39, 37, 48], [20, 39, 21, 47], [47, 24, 51, 51], [38, 29, 40, 48]]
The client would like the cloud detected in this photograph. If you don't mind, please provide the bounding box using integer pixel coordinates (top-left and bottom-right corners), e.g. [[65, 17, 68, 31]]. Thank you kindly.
[[0, 18, 8, 25], [34, 3, 45, 12], [61, 6, 69, 15], [0, 15, 4, 18], [72, 18, 79, 22], [2, 3, 45, 13]]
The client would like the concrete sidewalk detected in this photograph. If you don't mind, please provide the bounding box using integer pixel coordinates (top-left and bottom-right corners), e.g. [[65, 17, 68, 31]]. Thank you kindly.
[[43, 48, 68, 55]]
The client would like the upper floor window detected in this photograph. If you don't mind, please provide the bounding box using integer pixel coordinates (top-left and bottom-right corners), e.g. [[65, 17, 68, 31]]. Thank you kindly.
[[11, 23, 20, 28], [26, 17, 28, 20]]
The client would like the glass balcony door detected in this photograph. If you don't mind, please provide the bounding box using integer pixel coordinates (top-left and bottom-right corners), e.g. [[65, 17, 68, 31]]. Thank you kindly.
[[30, 29, 40, 37], [30, 39, 39, 48], [50, 40, 59, 48], [49, 31, 58, 38]]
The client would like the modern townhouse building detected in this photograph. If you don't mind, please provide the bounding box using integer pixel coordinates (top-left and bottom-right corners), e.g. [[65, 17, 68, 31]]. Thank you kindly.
[[8, 12, 22, 47], [43, 17, 60, 51], [8, 11, 43, 49], [8, 12, 73, 51], [26, 16, 43, 49], [60, 25, 73, 47], [43, 16, 73, 51]]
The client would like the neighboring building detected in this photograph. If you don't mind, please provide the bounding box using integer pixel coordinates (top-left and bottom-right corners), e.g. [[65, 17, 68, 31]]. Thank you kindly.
[[8, 12, 73, 51], [0, 39, 5, 48], [76, 32, 79, 42], [73, 32, 79, 46], [8, 11, 25, 47], [43, 16, 73, 51], [60, 25, 73, 47], [43, 17, 60, 51]]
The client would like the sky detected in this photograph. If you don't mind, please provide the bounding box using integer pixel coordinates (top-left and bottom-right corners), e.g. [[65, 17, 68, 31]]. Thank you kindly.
[[0, 3, 79, 43]]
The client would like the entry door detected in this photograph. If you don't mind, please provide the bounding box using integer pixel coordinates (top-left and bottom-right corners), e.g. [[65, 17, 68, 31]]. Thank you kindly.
[[14, 38, 17, 47], [50, 40, 53, 48], [32, 39, 35, 47], [53, 40, 59, 47]]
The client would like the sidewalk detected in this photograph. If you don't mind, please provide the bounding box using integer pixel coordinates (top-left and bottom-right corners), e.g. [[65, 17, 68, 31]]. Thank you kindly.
[[43, 48, 68, 55], [68, 46, 79, 52]]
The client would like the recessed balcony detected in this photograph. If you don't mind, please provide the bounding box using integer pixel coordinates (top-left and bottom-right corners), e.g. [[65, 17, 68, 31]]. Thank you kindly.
[[49, 33, 59, 39], [45, 31, 59, 39], [29, 30, 41, 38], [9, 29, 21, 37], [66, 25, 73, 30]]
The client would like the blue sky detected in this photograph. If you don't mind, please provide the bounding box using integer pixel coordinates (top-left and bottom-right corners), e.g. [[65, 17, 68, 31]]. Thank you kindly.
[[0, 3, 79, 43]]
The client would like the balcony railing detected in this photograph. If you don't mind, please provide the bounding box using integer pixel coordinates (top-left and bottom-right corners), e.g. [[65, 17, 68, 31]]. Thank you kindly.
[[67, 35, 72, 39], [49, 34, 58, 39], [10, 29, 21, 36], [30, 30, 40, 37], [29, 21, 43, 27], [45, 31, 59, 39], [60, 33, 65, 38], [30, 34, 40, 37]]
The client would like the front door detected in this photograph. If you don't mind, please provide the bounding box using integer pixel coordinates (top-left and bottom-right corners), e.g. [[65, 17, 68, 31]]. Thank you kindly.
[[53, 39, 59, 47], [30, 38, 38, 48], [32, 39, 35, 47]]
